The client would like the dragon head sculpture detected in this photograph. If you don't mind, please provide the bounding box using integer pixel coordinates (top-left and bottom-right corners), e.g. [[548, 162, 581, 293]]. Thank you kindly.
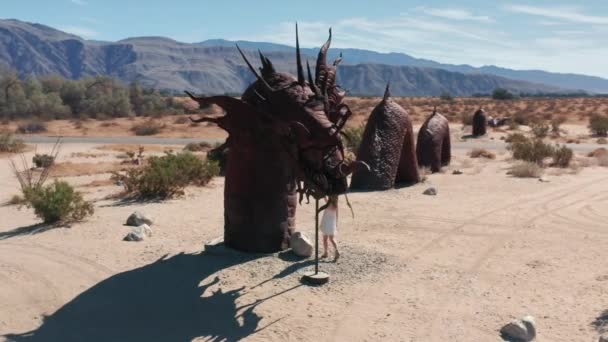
[[187, 25, 367, 202]]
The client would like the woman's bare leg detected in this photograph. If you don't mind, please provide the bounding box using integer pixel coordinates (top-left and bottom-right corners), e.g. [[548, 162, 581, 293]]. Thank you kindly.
[[321, 235, 329, 258], [329, 236, 339, 261]]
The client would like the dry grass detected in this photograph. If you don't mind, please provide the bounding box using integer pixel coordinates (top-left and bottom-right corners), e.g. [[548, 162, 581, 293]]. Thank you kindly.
[[49, 161, 132, 177], [508, 162, 543, 178], [469, 148, 496, 159], [96, 144, 179, 153]]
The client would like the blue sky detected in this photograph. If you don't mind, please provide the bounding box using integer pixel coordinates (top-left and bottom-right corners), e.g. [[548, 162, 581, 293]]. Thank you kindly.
[[3, 0, 608, 78]]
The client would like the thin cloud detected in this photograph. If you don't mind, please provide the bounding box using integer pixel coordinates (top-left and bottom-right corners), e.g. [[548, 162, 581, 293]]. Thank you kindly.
[[505, 5, 608, 25], [58, 25, 98, 38], [70, 0, 88, 5], [419, 7, 494, 23]]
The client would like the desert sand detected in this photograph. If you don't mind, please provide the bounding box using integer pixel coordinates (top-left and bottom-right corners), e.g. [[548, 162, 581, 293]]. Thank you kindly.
[[0, 134, 607, 341]]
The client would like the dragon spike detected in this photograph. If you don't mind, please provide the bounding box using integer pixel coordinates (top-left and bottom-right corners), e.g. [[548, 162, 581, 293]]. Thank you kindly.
[[307, 60, 321, 97], [258, 50, 275, 77], [295, 23, 306, 86], [315, 27, 332, 83], [236, 44, 273, 92], [383, 82, 391, 100], [333, 52, 343, 66]]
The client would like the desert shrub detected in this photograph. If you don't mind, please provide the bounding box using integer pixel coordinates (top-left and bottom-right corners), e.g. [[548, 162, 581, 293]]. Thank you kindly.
[[32, 154, 55, 168], [184, 141, 212, 152], [597, 138, 607, 145], [550, 116, 567, 136], [131, 121, 164, 136], [469, 148, 496, 159], [508, 120, 520, 130], [23, 180, 94, 224], [492, 88, 515, 100], [505, 132, 527, 144], [589, 114, 608, 137], [551, 145, 573, 168], [343, 125, 365, 153], [530, 121, 550, 138], [513, 112, 528, 126], [112, 152, 219, 199], [508, 137, 555, 165], [0, 131, 25, 153], [509, 162, 542, 178], [16, 121, 47, 134]]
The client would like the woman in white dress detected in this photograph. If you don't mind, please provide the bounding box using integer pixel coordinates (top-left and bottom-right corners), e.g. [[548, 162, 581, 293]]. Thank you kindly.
[[320, 195, 340, 261]]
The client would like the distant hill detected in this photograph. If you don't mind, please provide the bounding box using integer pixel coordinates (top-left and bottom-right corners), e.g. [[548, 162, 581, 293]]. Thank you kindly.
[[0, 19, 586, 96], [199, 39, 608, 94]]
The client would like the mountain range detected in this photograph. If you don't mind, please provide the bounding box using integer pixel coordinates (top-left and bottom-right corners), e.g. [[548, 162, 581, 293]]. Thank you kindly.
[[1, 18, 607, 96]]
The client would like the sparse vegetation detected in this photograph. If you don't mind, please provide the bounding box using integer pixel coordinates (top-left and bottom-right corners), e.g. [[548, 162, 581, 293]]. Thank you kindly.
[[589, 114, 608, 137], [551, 145, 574, 168], [32, 154, 55, 168], [469, 148, 496, 159], [16, 121, 47, 134], [550, 116, 567, 136], [508, 135, 573, 167], [131, 121, 164, 136], [343, 125, 365, 153], [460, 112, 473, 126], [0, 131, 25, 153], [505, 132, 527, 144], [531, 121, 549, 138], [10, 141, 94, 224], [112, 152, 220, 199], [508, 161, 543, 178], [184, 141, 212, 152], [597, 138, 607, 144]]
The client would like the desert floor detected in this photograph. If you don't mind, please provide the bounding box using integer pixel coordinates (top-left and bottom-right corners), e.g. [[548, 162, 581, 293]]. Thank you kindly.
[[0, 134, 607, 341]]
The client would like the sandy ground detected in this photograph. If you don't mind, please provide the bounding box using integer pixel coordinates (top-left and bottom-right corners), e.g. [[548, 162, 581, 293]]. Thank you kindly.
[[0, 142, 607, 341]]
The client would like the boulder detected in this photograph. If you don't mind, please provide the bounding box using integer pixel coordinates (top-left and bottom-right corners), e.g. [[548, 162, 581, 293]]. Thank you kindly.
[[290, 231, 313, 257], [500, 315, 536, 342], [123, 224, 152, 242], [126, 211, 154, 226], [423, 187, 437, 196]]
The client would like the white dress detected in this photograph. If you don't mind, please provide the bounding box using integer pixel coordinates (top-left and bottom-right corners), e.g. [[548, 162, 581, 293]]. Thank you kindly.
[[320, 207, 337, 236]]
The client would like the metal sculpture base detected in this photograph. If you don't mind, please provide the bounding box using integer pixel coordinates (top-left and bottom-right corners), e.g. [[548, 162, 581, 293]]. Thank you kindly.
[[301, 198, 330, 286], [302, 271, 330, 285]]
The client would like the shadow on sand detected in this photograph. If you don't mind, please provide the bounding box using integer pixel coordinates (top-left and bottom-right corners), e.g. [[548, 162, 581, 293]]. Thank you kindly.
[[0, 223, 56, 241], [4, 249, 301, 342]]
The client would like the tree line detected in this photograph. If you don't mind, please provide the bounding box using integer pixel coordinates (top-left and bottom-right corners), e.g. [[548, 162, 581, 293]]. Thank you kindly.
[[0, 69, 187, 120]]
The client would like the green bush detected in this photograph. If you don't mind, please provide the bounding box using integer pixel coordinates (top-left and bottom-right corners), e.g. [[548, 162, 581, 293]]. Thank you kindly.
[[589, 114, 608, 137], [0, 131, 25, 153], [531, 121, 550, 138], [112, 152, 219, 199], [492, 88, 515, 100], [508, 137, 555, 165], [505, 133, 527, 144], [23, 181, 94, 224], [552, 145, 573, 168], [32, 154, 55, 168], [343, 125, 365, 153]]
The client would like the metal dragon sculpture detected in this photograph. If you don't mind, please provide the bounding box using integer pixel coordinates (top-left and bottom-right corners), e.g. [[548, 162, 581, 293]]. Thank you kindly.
[[187, 25, 368, 253]]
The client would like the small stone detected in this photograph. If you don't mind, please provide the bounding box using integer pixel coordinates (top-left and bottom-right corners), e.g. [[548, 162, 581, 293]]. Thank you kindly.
[[123, 224, 152, 242], [423, 187, 437, 196], [500, 315, 536, 342], [126, 211, 154, 226], [452, 170, 463, 175], [538, 177, 550, 183], [290, 231, 313, 257]]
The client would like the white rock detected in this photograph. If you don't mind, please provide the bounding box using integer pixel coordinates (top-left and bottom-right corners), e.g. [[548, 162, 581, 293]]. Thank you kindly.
[[423, 187, 437, 196], [290, 231, 313, 257], [500, 315, 536, 342], [126, 211, 154, 226], [123, 224, 152, 242]]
